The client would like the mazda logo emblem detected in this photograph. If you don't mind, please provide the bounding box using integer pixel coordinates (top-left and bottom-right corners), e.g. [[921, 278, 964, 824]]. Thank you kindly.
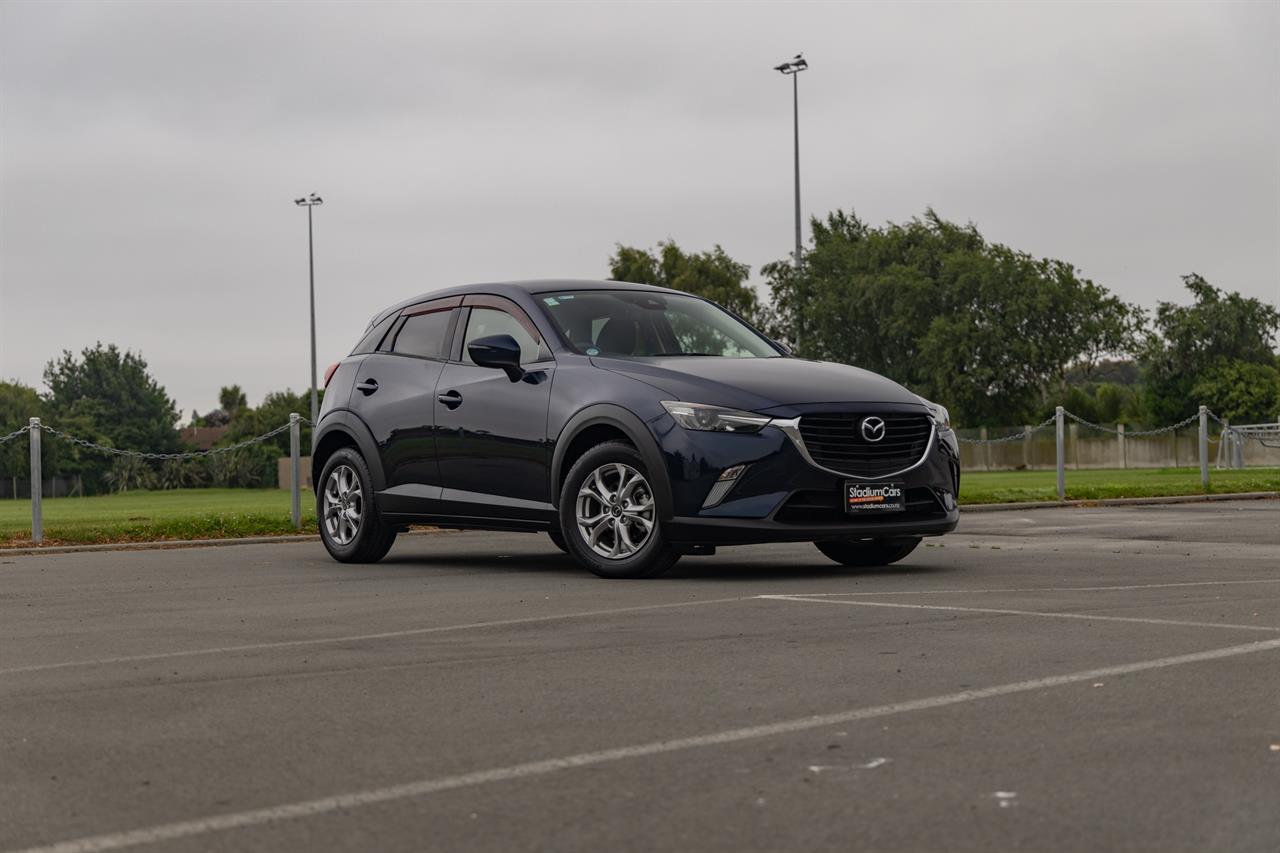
[[861, 416, 886, 442]]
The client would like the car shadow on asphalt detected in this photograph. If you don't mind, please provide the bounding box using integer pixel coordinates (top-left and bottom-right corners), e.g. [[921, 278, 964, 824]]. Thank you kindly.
[[375, 544, 957, 582]]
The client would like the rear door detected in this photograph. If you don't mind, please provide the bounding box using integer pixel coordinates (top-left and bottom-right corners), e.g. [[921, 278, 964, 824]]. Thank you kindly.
[[434, 295, 557, 523], [351, 296, 460, 514]]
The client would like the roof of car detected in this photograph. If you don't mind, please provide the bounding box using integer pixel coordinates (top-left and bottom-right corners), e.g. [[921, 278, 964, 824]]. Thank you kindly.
[[370, 279, 678, 325]]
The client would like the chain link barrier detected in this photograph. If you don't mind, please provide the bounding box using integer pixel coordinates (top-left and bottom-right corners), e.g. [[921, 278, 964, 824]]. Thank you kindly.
[[35, 421, 296, 460], [0, 424, 32, 446], [1061, 410, 1203, 438], [955, 415, 1057, 445]]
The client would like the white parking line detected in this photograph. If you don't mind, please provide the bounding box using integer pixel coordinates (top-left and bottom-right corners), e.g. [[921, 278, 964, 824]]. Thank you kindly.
[[0, 597, 752, 676], [765, 578, 1280, 597], [758, 595, 1280, 633], [11, 636, 1280, 853]]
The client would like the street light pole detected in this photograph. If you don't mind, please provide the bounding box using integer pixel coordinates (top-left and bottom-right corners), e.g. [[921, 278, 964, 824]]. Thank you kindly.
[[774, 54, 808, 269], [294, 193, 323, 426]]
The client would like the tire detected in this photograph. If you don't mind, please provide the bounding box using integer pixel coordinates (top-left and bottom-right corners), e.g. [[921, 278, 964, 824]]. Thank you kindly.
[[546, 529, 570, 553], [814, 537, 921, 567], [317, 447, 396, 563], [558, 441, 680, 579]]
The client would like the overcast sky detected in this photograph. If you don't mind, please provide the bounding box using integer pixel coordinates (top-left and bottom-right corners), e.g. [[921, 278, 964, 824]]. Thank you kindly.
[[1, 0, 1277, 420]]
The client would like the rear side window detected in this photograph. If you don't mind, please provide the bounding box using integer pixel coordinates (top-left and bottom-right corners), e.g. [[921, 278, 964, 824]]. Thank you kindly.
[[391, 309, 452, 359], [349, 313, 396, 355]]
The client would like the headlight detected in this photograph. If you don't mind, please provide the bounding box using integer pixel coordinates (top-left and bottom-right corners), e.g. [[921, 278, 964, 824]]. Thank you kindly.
[[917, 397, 951, 431], [661, 401, 772, 433]]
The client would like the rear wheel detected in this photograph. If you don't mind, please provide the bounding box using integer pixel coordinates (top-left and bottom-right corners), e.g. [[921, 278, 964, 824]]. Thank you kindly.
[[559, 441, 680, 579], [814, 537, 921, 567], [317, 447, 396, 563]]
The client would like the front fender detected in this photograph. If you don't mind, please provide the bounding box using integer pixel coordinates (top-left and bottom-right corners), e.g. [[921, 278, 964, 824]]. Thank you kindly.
[[550, 404, 674, 522]]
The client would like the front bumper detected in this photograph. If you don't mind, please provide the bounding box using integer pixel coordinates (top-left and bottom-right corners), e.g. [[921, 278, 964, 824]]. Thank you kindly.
[[651, 410, 960, 546]]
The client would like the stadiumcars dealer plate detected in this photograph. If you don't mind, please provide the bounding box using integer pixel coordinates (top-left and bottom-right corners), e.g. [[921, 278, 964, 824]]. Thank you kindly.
[[844, 481, 905, 513]]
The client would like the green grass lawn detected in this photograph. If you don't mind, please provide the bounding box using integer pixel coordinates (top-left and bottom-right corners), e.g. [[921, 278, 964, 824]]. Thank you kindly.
[[1, 468, 1277, 546], [960, 467, 1280, 505], [0, 488, 316, 546]]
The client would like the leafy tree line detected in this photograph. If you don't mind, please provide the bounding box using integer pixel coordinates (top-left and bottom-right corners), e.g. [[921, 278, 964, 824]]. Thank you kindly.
[[611, 209, 1279, 427], [0, 344, 316, 493]]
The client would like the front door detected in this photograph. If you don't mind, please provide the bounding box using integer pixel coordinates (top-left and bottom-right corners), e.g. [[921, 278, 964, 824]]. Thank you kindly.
[[434, 300, 556, 523]]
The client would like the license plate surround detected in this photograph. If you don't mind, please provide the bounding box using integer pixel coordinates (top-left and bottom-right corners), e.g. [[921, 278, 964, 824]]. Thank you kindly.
[[843, 481, 906, 514]]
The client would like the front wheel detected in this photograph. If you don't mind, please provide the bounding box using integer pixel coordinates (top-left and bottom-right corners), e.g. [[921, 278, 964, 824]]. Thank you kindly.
[[317, 447, 396, 563], [558, 441, 680, 579], [814, 537, 921, 567]]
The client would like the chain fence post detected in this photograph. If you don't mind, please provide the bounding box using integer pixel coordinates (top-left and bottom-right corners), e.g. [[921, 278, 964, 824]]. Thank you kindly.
[[29, 417, 42, 544], [1055, 406, 1065, 500], [290, 413, 301, 530], [1198, 406, 1208, 491], [1118, 423, 1126, 469]]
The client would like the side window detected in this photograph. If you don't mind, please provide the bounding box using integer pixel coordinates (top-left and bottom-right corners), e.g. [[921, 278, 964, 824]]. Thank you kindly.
[[350, 313, 396, 355], [390, 309, 452, 359], [463, 308, 545, 365]]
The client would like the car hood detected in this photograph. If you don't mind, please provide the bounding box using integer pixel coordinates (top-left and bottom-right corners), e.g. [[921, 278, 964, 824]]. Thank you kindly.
[[592, 356, 925, 414]]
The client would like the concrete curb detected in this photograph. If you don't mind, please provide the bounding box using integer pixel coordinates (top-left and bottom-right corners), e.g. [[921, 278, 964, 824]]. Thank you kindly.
[[2, 492, 1275, 556], [960, 491, 1279, 513], [0, 528, 445, 557]]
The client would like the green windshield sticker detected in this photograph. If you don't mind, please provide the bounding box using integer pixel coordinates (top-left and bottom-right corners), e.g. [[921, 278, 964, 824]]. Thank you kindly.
[[543, 297, 559, 306]]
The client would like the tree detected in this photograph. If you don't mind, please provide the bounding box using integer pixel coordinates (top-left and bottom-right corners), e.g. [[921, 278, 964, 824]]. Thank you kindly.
[[1140, 274, 1280, 423], [609, 241, 761, 325], [224, 388, 318, 457], [0, 380, 44, 483], [1189, 359, 1280, 424], [218, 385, 248, 417], [762, 209, 1143, 425], [42, 343, 181, 489]]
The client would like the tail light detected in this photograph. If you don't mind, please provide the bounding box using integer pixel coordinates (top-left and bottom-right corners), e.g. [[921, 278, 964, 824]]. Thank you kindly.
[[323, 362, 340, 388]]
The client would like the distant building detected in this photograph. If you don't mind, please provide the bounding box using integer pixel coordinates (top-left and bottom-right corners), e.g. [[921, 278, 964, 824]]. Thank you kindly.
[[179, 426, 229, 450]]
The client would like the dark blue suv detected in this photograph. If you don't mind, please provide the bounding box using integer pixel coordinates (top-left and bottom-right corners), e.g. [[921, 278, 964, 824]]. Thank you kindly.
[[313, 280, 959, 578]]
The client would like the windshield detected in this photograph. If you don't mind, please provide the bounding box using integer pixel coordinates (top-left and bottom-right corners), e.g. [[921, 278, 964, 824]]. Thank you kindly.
[[537, 291, 780, 359]]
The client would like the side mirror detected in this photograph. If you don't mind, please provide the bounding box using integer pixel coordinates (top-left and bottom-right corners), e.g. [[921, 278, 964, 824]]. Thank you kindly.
[[468, 334, 525, 382]]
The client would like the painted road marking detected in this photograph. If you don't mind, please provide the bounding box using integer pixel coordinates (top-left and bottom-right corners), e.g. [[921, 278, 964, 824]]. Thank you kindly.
[[0, 597, 752, 676], [10, 637, 1280, 853], [763, 578, 1280, 597], [758, 595, 1280, 632]]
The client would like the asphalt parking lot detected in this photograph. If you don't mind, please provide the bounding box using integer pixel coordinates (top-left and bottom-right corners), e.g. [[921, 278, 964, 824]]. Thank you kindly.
[[2, 500, 1278, 853]]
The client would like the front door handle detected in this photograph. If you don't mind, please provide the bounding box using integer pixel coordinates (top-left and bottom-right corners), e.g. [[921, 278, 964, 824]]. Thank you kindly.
[[437, 389, 463, 410], [356, 379, 379, 395]]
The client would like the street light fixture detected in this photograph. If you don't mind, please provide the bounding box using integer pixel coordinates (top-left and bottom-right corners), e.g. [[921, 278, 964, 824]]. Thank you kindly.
[[294, 192, 323, 428], [773, 54, 807, 270]]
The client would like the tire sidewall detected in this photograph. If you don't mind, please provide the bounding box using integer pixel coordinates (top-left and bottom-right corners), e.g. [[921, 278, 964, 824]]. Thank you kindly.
[[317, 447, 382, 562], [559, 442, 673, 579]]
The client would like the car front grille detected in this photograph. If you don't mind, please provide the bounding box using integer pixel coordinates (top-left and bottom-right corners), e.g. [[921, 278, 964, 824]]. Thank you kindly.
[[797, 412, 933, 478]]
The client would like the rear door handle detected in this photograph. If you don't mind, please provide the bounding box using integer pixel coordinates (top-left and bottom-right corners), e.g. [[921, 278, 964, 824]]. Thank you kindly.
[[437, 389, 463, 409], [356, 379, 379, 395]]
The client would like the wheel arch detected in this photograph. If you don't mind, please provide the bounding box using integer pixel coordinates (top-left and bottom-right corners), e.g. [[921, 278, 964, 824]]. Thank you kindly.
[[551, 404, 673, 521], [311, 411, 386, 494]]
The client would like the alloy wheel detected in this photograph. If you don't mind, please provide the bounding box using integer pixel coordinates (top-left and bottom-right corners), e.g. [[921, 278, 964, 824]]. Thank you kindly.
[[323, 464, 363, 546], [575, 462, 655, 559]]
